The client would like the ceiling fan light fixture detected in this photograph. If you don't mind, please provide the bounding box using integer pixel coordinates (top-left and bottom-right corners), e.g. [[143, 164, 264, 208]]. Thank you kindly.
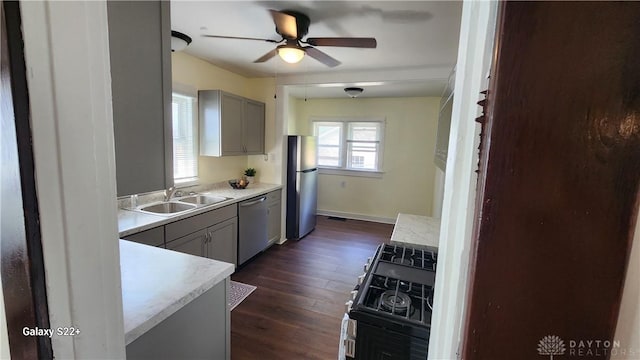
[[344, 87, 364, 98], [277, 46, 305, 64], [171, 30, 192, 52]]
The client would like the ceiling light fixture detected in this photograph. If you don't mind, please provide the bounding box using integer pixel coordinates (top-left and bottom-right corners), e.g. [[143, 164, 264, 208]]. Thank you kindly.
[[171, 30, 192, 52], [344, 87, 364, 98], [277, 45, 305, 64]]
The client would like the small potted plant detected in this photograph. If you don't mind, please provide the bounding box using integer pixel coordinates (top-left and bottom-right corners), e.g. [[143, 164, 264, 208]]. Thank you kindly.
[[244, 168, 256, 184]]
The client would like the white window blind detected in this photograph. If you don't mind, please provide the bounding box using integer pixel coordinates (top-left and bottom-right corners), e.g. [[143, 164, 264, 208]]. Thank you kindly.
[[316, 122, 343, 167], [347, 122, 381, 170], [172, 93, 198, 181]]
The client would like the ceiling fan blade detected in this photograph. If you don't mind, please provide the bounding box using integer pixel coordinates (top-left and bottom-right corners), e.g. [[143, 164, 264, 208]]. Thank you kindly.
[[306, 37, 377, 48], [202, 34, 280, 43], [254, 49, 278, 63], [303, 47, 341, 67], [269, 9, 298, 39]]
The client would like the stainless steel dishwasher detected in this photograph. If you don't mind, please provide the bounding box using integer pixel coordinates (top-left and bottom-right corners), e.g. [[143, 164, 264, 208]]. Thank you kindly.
[[238, 195, 268, 265]]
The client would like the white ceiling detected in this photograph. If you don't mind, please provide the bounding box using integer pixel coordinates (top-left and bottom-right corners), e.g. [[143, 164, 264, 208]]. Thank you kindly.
[[170, 1, 462, 98]]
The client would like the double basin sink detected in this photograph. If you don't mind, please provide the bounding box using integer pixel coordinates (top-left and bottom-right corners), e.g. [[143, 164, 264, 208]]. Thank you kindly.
[[136, 194, 230, 216]]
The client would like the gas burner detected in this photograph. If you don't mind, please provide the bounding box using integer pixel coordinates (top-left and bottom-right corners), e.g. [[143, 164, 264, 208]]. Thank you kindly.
[[379, 245, 438, 271], [392, 257, 413, 266], [379, 290, 413, 315]]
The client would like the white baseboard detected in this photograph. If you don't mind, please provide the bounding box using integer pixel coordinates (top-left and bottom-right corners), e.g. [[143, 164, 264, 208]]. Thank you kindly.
[[317, 210, 396, 224]]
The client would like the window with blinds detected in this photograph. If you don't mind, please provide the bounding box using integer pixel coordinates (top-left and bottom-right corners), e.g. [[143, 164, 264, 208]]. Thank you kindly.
[[172, 93, 198, 182], [313, 119, 384, 173]]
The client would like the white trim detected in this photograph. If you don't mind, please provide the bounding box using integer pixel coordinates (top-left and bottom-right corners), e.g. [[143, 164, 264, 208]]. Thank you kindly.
[[20, 1, 125, 357], [318, 168, 384, 178], [312, 117, 386, 172], [310, 116, 386, 124], [171, 92, 199, 181], [428, 1, 498, 359], [174, 177, 200, 187], [276, 66, 452, 87], [317, 210, 396, 225]]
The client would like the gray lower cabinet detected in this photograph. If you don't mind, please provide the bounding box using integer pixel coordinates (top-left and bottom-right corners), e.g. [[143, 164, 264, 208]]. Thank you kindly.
[[208, 218, 238, 265], [166, 219, 237, 265], [166, 229, 207, 257], [123, 226, 165, 248], [266, 190, 282, 244], [165, 205, 238, 266], [126, 278, 230, 360]]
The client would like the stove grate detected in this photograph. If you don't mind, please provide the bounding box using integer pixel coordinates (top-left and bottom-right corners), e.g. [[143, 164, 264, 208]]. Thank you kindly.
[[362, 274, 434, 325], [379, 245, 437, 271]]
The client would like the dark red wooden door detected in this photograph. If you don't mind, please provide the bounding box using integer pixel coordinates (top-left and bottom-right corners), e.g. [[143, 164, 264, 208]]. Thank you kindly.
[[1, 1, 51, 358], [463, 2, 640, 359]]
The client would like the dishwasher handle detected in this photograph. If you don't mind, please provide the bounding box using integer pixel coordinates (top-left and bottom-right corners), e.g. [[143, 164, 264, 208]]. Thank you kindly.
[[240, 196, 266, 207]]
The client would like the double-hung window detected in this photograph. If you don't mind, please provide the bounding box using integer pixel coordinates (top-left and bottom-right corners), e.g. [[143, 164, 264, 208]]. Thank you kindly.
[[172, 92, 198, 184], [313, 118, 385, 176]]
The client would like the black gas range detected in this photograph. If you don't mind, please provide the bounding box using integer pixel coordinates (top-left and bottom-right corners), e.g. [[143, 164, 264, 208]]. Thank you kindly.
[[342, 244, 437, 360]]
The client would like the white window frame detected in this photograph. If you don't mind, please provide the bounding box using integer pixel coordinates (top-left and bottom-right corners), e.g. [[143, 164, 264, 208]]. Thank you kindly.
[[172, 88, 199, 186], [312, 117, 385, 178]]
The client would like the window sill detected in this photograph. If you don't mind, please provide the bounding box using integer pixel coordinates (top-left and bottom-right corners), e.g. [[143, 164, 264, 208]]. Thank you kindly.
[[318, 168, 384, 178], [174, 177, 200, 188]]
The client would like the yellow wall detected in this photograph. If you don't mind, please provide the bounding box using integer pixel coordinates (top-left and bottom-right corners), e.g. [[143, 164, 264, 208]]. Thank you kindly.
[[171, 52, 278, 184], [246, 77, 280, 184], [292, 97, 440, 220], [287, 94, 298, 134]]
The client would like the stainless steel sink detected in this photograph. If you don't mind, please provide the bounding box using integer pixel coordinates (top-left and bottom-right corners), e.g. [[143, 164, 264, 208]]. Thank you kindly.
[[138, 201, 196, 215], [177, 194, 229, 206]]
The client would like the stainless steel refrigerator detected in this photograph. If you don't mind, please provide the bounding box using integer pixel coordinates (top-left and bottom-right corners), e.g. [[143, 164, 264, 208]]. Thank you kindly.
[[286, 135, 318, 239]]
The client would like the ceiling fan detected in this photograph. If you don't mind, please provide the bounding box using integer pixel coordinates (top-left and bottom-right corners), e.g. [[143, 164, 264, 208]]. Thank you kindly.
[[202, 9, 377, 67]]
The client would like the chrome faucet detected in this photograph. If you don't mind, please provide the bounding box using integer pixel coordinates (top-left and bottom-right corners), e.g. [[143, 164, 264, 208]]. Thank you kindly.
[[164, 186, 178, 201]]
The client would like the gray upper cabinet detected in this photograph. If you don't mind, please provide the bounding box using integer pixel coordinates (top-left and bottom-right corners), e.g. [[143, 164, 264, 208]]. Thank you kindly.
[[107, 1, 173, 196], [199, 90, 265, 157], [244, 99, 265, 154]]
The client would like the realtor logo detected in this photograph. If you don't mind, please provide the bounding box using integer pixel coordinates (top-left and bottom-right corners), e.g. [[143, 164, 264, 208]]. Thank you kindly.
[[538, 335, 566, 359]]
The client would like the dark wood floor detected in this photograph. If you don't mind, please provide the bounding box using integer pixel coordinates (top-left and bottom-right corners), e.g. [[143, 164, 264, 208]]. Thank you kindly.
[[230, 216, 393, 360]]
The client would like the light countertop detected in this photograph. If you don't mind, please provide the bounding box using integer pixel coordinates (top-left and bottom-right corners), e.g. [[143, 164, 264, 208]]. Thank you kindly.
[[120, 240, 234, 345], [118, 182, 282, 237], [390, 213, 441, 250]]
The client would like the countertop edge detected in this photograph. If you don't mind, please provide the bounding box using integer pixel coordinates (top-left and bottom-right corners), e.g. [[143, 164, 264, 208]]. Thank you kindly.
[[121, 239, 235, 345], [118, 183, 282, 237], [389, 213, 441, 250], [124, 265, 233, 345]]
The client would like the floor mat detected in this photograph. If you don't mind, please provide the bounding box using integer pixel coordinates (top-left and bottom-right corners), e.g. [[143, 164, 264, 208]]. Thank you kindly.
[[228, 280, 257, 311]]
